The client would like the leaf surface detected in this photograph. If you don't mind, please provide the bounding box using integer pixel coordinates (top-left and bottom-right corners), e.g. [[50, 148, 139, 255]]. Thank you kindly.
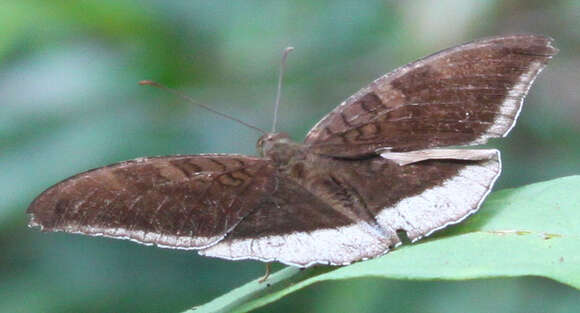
[[189, 176, 580, 313]]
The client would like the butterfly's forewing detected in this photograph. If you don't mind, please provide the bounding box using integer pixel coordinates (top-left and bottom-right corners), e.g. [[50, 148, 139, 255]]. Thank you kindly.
[[305, 35, 558, 157], [27, 155, 276, 249]]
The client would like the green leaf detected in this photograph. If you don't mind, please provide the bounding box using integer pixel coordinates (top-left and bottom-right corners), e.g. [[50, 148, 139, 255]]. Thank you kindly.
[[188, 176, 580, 313]]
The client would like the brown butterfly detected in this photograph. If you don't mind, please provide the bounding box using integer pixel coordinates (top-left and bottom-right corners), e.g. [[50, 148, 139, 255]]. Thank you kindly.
[[27, 35, 557, 267]]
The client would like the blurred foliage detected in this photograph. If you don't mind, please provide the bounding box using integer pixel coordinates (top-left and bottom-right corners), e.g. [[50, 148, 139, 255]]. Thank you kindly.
[[194, 176, 580, 313], [1, 0, 579, 312]]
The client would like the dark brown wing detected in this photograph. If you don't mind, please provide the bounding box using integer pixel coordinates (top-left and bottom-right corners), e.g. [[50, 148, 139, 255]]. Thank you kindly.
[[27, 154, 276, 249], [201, 151, 500, 267], [305, 34, 558, 157], [200, 173, 394, 266]]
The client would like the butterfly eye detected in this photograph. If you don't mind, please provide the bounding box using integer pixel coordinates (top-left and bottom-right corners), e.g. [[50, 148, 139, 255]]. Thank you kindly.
[[256, 138, 266, 155]]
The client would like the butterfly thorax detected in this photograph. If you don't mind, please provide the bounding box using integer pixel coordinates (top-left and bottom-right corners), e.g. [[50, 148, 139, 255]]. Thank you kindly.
[[257, 132, 305, 166]]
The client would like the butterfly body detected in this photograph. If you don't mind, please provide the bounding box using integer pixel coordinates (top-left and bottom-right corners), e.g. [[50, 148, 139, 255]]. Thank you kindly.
[[28, 35, 558, 266]]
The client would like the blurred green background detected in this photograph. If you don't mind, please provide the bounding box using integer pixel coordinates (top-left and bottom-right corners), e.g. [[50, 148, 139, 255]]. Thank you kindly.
[[1, 1, 579, 312]]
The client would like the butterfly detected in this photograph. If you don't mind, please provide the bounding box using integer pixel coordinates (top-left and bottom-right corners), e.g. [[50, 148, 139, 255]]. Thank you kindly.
[[27, 34, 557, 267]]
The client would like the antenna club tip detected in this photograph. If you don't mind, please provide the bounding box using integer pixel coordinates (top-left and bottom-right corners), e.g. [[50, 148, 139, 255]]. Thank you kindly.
[[283, 47, 295, 56]]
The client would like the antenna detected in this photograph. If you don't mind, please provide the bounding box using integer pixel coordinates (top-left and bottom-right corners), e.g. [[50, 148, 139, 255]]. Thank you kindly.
[[271, 46, 295, 133], [139, 80, 267, 135]]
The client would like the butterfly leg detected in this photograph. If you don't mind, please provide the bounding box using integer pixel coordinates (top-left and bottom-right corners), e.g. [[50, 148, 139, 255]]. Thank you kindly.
[[258, 263, 271, 283], [379, 148, 499, 166]]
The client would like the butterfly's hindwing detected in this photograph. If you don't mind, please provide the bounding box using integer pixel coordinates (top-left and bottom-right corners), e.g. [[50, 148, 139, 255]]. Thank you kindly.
[[201, 152, 500, 266]]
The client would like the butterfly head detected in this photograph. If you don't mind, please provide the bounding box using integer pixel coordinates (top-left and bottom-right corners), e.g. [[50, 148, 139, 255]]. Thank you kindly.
[[257, 132, 290, 155], [257, 132, 303, 165]]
